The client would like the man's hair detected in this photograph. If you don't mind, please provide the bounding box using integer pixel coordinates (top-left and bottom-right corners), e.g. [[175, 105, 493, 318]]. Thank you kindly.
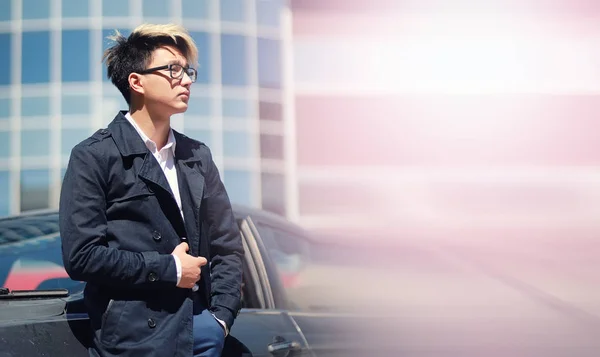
[[102, 23, 198, 104]]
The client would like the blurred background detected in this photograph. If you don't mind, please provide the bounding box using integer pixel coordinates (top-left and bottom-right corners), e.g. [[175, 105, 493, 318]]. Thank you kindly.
[[1, 0, 600, 353]]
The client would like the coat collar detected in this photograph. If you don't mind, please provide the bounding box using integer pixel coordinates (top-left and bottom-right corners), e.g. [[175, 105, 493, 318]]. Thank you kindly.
[[107, 111, 149, 156]]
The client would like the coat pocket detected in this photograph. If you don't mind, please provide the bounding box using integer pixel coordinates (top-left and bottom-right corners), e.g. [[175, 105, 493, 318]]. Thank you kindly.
[[99, 299, 127, 346]]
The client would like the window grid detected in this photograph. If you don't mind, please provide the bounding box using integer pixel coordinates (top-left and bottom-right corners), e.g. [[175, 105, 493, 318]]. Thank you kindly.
[[0, 0, 289, 216]]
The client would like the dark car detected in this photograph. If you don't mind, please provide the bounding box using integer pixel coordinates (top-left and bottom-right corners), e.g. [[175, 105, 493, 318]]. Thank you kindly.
[[0, 205, 370, 357]]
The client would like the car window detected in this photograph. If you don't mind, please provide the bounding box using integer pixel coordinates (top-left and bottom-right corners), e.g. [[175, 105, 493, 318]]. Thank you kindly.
[[255, 223, 311, 291], [0, 213, 85, 294]]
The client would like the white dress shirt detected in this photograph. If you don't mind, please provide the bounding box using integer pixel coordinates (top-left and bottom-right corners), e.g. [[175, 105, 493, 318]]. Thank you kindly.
[[124, 113, 228, 335]]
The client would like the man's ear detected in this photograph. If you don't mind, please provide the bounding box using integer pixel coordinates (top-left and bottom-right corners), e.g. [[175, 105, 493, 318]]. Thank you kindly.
[[128, 73, 144, 96]]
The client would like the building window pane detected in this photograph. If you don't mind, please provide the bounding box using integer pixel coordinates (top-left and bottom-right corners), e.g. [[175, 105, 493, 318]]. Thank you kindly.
[[102, 0, 129, 16], [62, 30, 90, 82], [101, 95, 127, 125], [223, 131, 252, 158], [224, 170, 252, 206], [221, 35, 247, 86], [23, 0, 49, 19], [62, 94, 90, 115], [259, 101, 281, 121], [183, 129, 212, 147], [61, 128, 89, 156], [143, 0, 170, 17], [186, 94, 211, 116], [257, 38, 281, 89], [0, 98, 9, 118], [260, 134, 283, 160], [0, 171, 8, 216], [0, 34, 9, 85], [223, 98, 250, 118], [21, 97, 50, 117], [22, 32, 50, 84], [261, 172, 285, 216], [182, 0, 209, 20], [189, 32, 211, 84], [21, 130, 49, 157], [220, 0, 245, 22], [0, 1, 10, 21], [21, 169, 50, 212], [62, 0, 89, 17], [256, 0, 282, 27], [0, 131, 9, 158], [102, 29, 131, 82]]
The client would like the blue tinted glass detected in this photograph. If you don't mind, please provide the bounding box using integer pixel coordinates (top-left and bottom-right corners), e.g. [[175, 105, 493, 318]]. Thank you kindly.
[[220, 0, 245, 22], [22, 32, 50, 84], [23, 0, 49, 19], [62, 94, 90, 115], [0, 98, 9, 118], [183, 129, 212, 147], [21, 169, 50, 211], [223, 131, 251, 158], [186, 94, 211, 116], [102, 29, 130, 82], [21, 130, 49, 157], [224, 170, 251, 206], [223, 98, 249, 117], [0, 34, 9, 85], [0, 131, 9, 158], [221, 35, 247, 86], [0, 33, 11, 85], [143, 0, 169, 17], [0, 171, 8, 216], [182, 0, 209, 19], [103, 0, 129, 16], [21, 97, 49, 117], [189, 32, 210, 84], [61, 128, 89, 156], [62, 0, 89, 17], [258, 38, 281, 89], [0, 1, 10, 21], [256, 0, 282, 27], [62, 30, 90, 82]]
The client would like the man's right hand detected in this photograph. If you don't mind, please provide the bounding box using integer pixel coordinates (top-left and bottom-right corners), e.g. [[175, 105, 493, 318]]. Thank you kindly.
[[171, 242, 208, 289]]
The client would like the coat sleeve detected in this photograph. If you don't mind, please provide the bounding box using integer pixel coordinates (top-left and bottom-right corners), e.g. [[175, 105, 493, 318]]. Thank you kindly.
[[203, 149, 244, 329], [59, 142, 177, 288]]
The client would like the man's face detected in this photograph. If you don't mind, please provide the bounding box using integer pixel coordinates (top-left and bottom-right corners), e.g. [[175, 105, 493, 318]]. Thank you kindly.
[[140, 45, 193, 117]]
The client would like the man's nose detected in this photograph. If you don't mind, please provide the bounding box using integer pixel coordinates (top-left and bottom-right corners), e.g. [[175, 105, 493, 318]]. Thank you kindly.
[[181, 72, 193, 86]]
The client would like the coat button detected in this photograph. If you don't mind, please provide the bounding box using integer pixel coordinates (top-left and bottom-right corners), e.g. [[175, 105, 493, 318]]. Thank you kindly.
[[152, 231, 161, 241], [148, 272, 158, 282], [148, 318, 156, 328]]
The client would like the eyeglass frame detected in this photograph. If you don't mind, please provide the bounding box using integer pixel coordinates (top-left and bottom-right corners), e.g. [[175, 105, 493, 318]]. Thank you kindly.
[[138, 63, 198, 83]]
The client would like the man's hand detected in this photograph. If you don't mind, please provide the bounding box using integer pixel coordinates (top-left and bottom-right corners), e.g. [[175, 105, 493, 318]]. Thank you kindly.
[[171, 242, 208, 289]]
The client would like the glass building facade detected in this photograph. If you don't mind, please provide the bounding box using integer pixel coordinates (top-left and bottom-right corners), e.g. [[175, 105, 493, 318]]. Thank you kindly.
[[0, 0, 296, 218]]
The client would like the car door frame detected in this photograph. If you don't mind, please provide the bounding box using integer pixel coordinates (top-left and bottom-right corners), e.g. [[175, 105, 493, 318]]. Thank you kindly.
[[233, 216, 315, 357]]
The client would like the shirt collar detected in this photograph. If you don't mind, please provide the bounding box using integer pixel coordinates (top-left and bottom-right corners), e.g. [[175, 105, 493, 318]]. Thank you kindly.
[[124, 112, 176, 154]]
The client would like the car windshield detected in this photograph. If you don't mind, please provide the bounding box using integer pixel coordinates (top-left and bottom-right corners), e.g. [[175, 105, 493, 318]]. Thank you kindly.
[[0, 212, 84, 294]]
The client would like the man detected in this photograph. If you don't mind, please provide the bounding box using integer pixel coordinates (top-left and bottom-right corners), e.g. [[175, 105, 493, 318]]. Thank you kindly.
[[59, 23, 244, 357]]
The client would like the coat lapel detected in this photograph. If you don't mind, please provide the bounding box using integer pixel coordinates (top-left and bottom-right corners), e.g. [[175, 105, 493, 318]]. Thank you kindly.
[[138, 154, 175, 198], [174, 132, 205, 255], [108, 111, 175, 199]]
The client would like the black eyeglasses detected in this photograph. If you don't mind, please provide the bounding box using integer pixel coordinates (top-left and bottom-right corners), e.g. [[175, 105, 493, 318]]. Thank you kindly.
[[139, 64, 197, 83]]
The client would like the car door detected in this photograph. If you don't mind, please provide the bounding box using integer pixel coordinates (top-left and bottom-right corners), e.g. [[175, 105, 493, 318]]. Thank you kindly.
[[227, 217, 314, 357], [246, 216, 372, 357]]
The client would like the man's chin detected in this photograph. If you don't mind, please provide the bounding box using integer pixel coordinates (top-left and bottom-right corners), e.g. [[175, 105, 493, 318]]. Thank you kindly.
[[172, 102, 189, 114]]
